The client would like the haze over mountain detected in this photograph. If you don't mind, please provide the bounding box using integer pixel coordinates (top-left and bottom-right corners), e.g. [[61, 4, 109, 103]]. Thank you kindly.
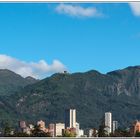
[[1, 66, 140, 130]]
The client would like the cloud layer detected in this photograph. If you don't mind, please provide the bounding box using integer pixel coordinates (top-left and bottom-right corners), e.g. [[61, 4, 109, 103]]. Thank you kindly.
[[55, 4, 103, 18], [0, 54, 67, 79], [129, 2, 140, 16]]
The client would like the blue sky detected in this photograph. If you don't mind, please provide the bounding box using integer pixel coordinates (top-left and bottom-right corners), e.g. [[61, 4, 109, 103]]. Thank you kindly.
[[0, 2, 140, 78]]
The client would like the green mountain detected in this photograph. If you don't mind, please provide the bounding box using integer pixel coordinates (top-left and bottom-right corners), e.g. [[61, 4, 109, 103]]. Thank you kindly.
[[0, 69, 38, 128], [7, 66, 140, 129], [1, 67, 140, 130], [0, 69, 38, 96]]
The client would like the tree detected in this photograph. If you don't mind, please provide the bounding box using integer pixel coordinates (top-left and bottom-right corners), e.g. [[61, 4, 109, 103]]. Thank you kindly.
[[92, 128, 98, 137], [3, 121, 13, 137], [110, 128, 131, 137], [63, 129, 76, 137], [98, 124, 108, 137], [135, 131, 140, 137], [98, 117, 108, 137], [12, 132, 30, 137]]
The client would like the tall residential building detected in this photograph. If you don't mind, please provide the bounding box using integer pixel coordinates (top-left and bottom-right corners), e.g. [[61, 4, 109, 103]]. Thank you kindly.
[[105, 112, 112, 134], [54, 123, 65, 137], [113, 121, 118, 133], [65, 109, 76, 129]]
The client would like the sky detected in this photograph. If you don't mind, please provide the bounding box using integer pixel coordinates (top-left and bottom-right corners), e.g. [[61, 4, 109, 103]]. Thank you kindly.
[[0, 2, 140, 79]]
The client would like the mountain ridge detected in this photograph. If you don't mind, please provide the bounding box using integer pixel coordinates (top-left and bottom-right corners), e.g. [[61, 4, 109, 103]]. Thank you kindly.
[[0, 69, 38, 96], [1, 66, 140, 130]]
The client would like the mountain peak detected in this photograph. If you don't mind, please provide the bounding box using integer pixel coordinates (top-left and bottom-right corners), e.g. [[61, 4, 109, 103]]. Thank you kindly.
[[25, 76, 39, 84], [107, 65, 140, 75], [25, 76, 37, 81], [0, 69, 39, 96]]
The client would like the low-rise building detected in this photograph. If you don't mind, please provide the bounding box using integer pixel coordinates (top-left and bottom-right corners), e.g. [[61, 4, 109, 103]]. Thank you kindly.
[[54, 123, 65, 137], [113, 121, 118, 133], [79, 129, 84, 137], [76, 122, 80, 137], [130, 120, 140, 136], [49, 123, 55, 137], [37, 120, 48, 133], [23, 127, 31, 135], [89, 129, 93, 137], [88, 128, 98, 137], [19, 121, 26, 129], [28, 124, 34, 130]]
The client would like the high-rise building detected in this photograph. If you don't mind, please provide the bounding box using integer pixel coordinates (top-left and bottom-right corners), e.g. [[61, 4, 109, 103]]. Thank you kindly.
[[105, 112, 112, 134], [65, 109, 76, 129], [113, 121, 118, 133], [54, 123, 65, 137]]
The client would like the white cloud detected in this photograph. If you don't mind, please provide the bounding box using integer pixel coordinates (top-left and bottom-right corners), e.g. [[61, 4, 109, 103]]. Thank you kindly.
[[0, 54, 67, 79], [129, 2, 140, 16], [55, 4, 103, 18]]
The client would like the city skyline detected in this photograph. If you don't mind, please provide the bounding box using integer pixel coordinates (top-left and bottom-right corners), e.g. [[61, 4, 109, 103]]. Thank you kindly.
[[12, 109, 118, 137], [0, 106, 138, 137], [0, 3, 140, 79]]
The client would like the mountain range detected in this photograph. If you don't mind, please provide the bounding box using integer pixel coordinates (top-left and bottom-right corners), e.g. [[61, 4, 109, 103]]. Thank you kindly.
[[1, 66, 140, 130]]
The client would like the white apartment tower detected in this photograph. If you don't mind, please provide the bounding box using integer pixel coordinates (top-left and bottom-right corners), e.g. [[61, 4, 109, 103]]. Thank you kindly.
[[65, 109, 76, 129], [105, 112, 112, 134]]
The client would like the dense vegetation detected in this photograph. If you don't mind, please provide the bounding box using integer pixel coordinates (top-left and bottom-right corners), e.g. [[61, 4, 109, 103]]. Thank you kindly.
[[0, 69, 37, 95], [1, 66, 140, 130]]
